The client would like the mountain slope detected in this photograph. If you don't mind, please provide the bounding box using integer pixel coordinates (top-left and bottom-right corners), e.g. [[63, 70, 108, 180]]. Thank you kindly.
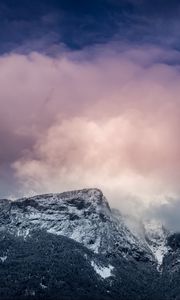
[[0, 189, 162, 262], [0, 188, 179, 299]]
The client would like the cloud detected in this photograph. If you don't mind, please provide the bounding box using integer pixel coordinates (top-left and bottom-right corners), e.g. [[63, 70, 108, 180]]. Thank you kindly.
[[148, 198, 180, 232], [1, 0, 180, 54], [1, 43, 180, 227]]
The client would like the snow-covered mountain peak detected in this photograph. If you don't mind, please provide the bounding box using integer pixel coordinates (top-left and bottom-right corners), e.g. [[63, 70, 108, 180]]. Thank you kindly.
[[13, 188, 110, 213], [0, 188, 113, 253], [0, 189, 180, 300], [0, 188, 171, 267]]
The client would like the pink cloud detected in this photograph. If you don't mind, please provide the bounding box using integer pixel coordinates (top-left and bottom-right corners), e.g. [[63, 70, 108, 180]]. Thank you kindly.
[[1, 43, 180, 215]]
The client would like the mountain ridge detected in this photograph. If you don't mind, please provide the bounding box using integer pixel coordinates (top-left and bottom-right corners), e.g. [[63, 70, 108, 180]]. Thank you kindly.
[[0, 188, 165, 264], [0, 188, 180, 300]]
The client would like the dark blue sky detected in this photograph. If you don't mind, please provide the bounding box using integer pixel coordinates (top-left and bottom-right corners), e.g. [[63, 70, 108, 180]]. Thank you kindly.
[[1, 0, 180, 53]]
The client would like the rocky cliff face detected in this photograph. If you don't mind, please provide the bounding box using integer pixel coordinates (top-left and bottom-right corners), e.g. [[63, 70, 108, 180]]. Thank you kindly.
[[0, 188, 166, 263], [0, 188, 179, 300]]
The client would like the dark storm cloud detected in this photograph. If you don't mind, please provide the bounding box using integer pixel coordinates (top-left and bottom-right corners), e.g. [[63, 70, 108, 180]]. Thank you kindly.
[[1, 0, 180, 53]]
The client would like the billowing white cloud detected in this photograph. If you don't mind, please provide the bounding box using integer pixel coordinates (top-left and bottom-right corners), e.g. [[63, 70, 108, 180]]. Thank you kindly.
[[1, 43, 180, 226]]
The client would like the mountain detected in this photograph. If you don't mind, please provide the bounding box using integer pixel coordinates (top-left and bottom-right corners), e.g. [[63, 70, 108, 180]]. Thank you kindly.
[[0, 188, 179, 300]]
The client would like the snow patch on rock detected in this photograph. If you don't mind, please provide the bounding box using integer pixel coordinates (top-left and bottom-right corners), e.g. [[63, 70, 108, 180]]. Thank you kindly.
[[0, 256, 7, 263], [144, 220, 170, 270], [91, 261, 114, 279]]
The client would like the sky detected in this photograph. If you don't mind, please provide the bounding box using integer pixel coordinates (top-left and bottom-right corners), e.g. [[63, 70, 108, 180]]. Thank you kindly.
[[1, 0, 180, 230]]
